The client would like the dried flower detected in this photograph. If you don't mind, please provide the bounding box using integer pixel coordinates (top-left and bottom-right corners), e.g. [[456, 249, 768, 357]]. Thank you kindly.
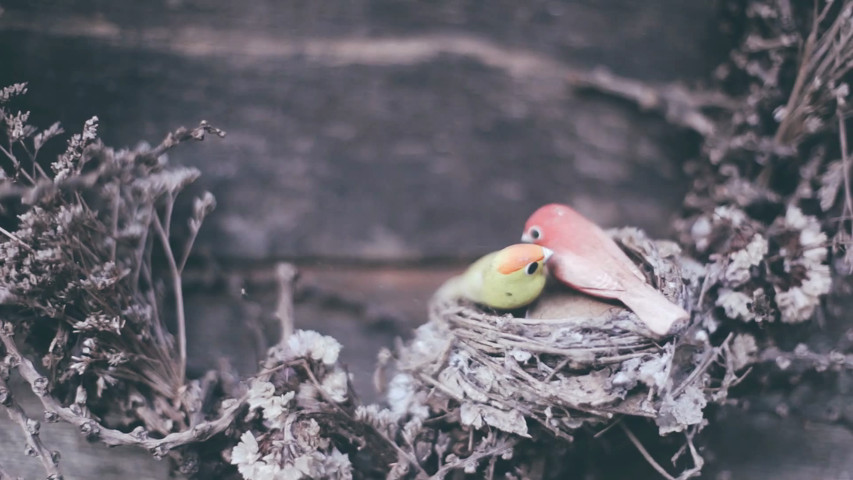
[[286, 330, 342, 366]]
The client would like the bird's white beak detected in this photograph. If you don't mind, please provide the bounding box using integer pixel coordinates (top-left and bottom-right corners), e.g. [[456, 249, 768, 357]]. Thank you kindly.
[[521, 233, 533, 243], [542, 247, 554, 262]]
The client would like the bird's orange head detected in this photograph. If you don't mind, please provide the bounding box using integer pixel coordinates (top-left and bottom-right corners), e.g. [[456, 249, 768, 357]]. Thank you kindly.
[[493, 243, 553, 274], [521, 203, 576, 248]]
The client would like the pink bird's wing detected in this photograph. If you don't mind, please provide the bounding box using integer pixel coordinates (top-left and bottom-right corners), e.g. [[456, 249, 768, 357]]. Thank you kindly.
[[581, 222, 646, 282], [550, 250, 627, 299]]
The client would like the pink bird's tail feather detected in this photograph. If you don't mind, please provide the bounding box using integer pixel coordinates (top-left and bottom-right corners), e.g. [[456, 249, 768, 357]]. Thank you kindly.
[[619, 284, 689, 337]]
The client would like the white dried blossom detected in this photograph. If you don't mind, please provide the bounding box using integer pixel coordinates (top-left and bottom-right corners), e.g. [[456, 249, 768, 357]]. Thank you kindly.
[[387, 373, 428, 419], [33, 121, 64, 151], [81, 116, 99, 141], [73, 313, 124, 334], [286, 330, 342, 365], [247, 379, 295, 422], [296, 382, 319, 409], [52, 116, 99, 181], [819, 160, 844, 211], [730, 334, 758, 371], [772, 206, 832, 323], [716, 289, 753, 320], [722, 234, 768, 287], [0, 82, 27, 102], [5, 110, 31, 143], [232, 431, 261, 466], [320, 368, 349, 403], [134, 167, 201, 197], [321, 448, 353, 480], [781, 205, 814, 233], [774, 264, 832, 323], [79, 262, 129, 290]]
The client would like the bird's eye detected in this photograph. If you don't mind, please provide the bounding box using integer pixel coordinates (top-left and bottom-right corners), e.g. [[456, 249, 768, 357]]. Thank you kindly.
[[529, 227, 541, 240], [525, 262, 539, 275]]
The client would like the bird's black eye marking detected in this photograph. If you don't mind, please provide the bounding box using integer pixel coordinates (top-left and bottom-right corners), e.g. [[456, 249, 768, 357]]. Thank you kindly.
[[526, 262, 539, 275], [530, 227, 541, 240]]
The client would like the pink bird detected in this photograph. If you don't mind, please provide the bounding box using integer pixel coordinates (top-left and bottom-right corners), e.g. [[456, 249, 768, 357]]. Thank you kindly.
[[521, 203, 688, 336]]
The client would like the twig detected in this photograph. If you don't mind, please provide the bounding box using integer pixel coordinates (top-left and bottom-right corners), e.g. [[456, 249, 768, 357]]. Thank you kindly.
[[0, 376, 62, 479], [144, 121, 226, 161], [676, 428, 705, 480], [0, 142, 36, 184], [593, 416, 623, 438], [109, 184, 120, 263], [0, 328, 245, 453], [275, 263, 298, 346], [620, 423, 677, 480], [0, 225, 33, 252], [671, 333, 733, 398], [838, 114, 853, 243], [152, 214, 186, 388]]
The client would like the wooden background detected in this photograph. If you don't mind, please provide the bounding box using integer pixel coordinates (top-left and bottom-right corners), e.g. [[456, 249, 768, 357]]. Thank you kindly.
[[1, 1, 852, 478]]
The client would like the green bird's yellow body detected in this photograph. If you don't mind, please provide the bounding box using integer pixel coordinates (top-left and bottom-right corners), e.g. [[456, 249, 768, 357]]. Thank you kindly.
[[436, 244, 553, 310]]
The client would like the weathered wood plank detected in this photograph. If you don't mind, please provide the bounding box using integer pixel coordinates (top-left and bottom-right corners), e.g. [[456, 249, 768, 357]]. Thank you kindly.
[[0, 1, 718, 261]]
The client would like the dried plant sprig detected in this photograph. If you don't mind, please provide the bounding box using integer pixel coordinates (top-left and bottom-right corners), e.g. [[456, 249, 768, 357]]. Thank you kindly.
[[776, 0, 853, 145]]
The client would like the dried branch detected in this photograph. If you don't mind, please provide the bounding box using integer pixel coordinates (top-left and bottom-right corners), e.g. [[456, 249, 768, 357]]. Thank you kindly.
[[0, 376, 61, 479], [0, 326, 243, 454]]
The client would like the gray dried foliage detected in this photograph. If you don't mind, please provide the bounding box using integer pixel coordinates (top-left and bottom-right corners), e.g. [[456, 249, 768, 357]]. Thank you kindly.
[[0, 84, 241, 478], [678, 0, 853, 374]]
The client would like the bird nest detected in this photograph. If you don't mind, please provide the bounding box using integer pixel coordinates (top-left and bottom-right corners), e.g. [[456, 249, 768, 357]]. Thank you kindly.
[[395, 228, 721, 442]]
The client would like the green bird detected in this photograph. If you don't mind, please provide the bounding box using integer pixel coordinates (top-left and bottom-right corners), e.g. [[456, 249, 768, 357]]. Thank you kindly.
[[436, 243, 553, 310]]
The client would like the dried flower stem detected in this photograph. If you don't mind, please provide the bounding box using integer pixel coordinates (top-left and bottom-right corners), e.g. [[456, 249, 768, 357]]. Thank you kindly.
[[0, 376, 61, 479], [0, 327, 245, 453], [152, 214, 187, 387]]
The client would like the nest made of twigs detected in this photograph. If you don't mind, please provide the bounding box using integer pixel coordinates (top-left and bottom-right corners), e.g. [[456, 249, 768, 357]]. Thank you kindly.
[[397, 229, 718, 440]]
